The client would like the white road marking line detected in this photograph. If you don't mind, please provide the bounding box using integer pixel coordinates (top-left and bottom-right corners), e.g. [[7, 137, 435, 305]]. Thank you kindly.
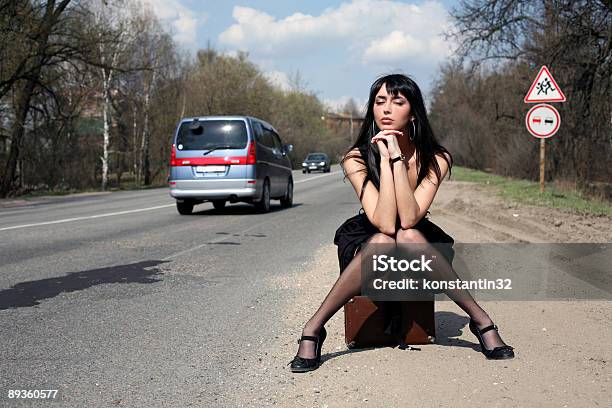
[[294, 170, 341, 184], [1, 170, 341, 231], [0, 204, 175, 231], [161, 174, 340, 259], [162, 203, 313, 261]]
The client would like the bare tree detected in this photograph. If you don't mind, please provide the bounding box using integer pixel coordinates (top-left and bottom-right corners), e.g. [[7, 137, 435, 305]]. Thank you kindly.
[[342, 98, 361, 117], [440, 0, 611, 193], [0, 8, 347, 195], [128, 2, 174, 185], [0, 0, 76, 197], [86, 0, 133, 190]]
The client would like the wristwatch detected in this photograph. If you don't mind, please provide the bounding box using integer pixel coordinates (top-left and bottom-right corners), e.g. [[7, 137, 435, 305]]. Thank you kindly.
[[390, 153, 406, 164]]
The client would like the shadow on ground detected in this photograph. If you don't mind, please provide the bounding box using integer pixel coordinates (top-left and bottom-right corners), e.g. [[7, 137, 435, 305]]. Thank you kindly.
[[0, 260, 167, 310], [315, 311, 480, 368]]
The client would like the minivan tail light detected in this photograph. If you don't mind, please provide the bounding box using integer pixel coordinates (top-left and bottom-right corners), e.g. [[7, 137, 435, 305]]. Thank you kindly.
[[246, 141, 256, 165], [170, 144, 177, 166]]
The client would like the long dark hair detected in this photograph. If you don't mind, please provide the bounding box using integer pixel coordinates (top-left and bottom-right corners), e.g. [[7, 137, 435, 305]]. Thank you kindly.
[[340, 74, 453, 202]]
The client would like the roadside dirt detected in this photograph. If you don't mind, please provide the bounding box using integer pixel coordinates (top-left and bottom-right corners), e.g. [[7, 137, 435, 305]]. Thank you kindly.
[[231, 179, 611, 407], [434, 181, 611, 244]]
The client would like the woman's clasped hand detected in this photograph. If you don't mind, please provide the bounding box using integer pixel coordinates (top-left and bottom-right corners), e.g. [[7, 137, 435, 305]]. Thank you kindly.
[[371, 129, 403, 159]]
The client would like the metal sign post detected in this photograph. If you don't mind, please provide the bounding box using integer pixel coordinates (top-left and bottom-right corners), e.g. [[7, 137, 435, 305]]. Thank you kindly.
[[540, 138, 545, 193], [524, 66, 566, 193]]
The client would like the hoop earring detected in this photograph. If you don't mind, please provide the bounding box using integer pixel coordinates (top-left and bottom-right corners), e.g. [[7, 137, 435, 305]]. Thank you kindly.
[[410, 120, 416, 142]]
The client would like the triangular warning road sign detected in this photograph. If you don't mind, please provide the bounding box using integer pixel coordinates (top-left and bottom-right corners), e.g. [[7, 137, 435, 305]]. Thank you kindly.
[[524, 65, 566, 103]]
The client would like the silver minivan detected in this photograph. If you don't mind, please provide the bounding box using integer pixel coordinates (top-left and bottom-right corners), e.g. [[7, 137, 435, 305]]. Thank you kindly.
[[168, 116, 294, 215]]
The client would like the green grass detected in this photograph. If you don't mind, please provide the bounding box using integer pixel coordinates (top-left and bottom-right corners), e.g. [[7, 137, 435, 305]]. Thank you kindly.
[[450, 166, 612, 217]]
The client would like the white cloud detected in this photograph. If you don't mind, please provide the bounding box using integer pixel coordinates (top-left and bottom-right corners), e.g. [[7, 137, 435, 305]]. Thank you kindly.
[[172, 10, 198, 45], [218, 0, 454, 64], [363, 31, 422, 62], [264, 70, 292, 91], [140, 0, 203, 46]]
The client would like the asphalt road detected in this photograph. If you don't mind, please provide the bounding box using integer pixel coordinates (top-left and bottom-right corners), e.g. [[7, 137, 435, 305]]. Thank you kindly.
[[0, 166, 354, 407]]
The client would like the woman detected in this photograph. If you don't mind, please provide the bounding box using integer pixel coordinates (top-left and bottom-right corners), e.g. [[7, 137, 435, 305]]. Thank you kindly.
[[288, 74, 515, 373]]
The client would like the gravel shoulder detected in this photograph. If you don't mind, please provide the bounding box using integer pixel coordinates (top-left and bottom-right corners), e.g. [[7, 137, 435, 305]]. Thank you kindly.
[[230, 179, 611, 407]]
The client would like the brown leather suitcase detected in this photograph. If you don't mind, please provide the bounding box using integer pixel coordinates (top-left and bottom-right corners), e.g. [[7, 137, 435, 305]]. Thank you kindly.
[[344, 296, 435, 349]]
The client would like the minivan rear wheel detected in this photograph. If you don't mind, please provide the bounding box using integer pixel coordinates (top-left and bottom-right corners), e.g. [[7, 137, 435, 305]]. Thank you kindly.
[[212, 200, 226, 210], [280, 178, 293, 208], [176, 200, 194, 215], [254, 179, 271, 213]]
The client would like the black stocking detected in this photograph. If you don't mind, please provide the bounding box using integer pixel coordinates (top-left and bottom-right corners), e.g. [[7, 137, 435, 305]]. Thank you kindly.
[[396, 240, 509, 350], [296, 234, 391, 359]]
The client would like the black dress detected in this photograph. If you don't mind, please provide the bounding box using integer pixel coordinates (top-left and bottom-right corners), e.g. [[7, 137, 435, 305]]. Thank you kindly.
[[333, 207, 455, 274]]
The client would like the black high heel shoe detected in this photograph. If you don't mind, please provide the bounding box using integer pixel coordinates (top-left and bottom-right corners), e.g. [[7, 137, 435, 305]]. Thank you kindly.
[[469, 319, 515, 360], [287, 326, 327, 373]]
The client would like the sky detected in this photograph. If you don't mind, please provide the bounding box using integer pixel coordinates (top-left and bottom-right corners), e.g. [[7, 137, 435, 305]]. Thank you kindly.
[[140, 0, 461, 112]]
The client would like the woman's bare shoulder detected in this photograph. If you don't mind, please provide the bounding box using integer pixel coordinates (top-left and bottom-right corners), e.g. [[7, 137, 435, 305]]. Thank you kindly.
[[435, 151, 452, 164], [341, 148, 366, 175], [343, 147, 363, 158], [422, 151, 452, 185]]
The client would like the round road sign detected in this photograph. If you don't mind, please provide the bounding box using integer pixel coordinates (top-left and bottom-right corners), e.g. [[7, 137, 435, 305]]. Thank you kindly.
[[525, 103, 560, 138]]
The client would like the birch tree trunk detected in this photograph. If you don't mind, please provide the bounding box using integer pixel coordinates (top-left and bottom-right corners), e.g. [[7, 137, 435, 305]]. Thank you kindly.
[[100, 66, 111, 190], [98, 27, 123, 190], [140, 70, 155, 185]]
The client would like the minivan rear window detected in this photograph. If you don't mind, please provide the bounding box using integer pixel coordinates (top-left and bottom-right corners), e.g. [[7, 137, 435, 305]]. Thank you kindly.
[[175, 120, 248, 151]]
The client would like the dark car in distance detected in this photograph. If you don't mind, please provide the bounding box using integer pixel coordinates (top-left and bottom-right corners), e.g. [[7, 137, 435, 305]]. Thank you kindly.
[[302, 152, 331, 173]]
